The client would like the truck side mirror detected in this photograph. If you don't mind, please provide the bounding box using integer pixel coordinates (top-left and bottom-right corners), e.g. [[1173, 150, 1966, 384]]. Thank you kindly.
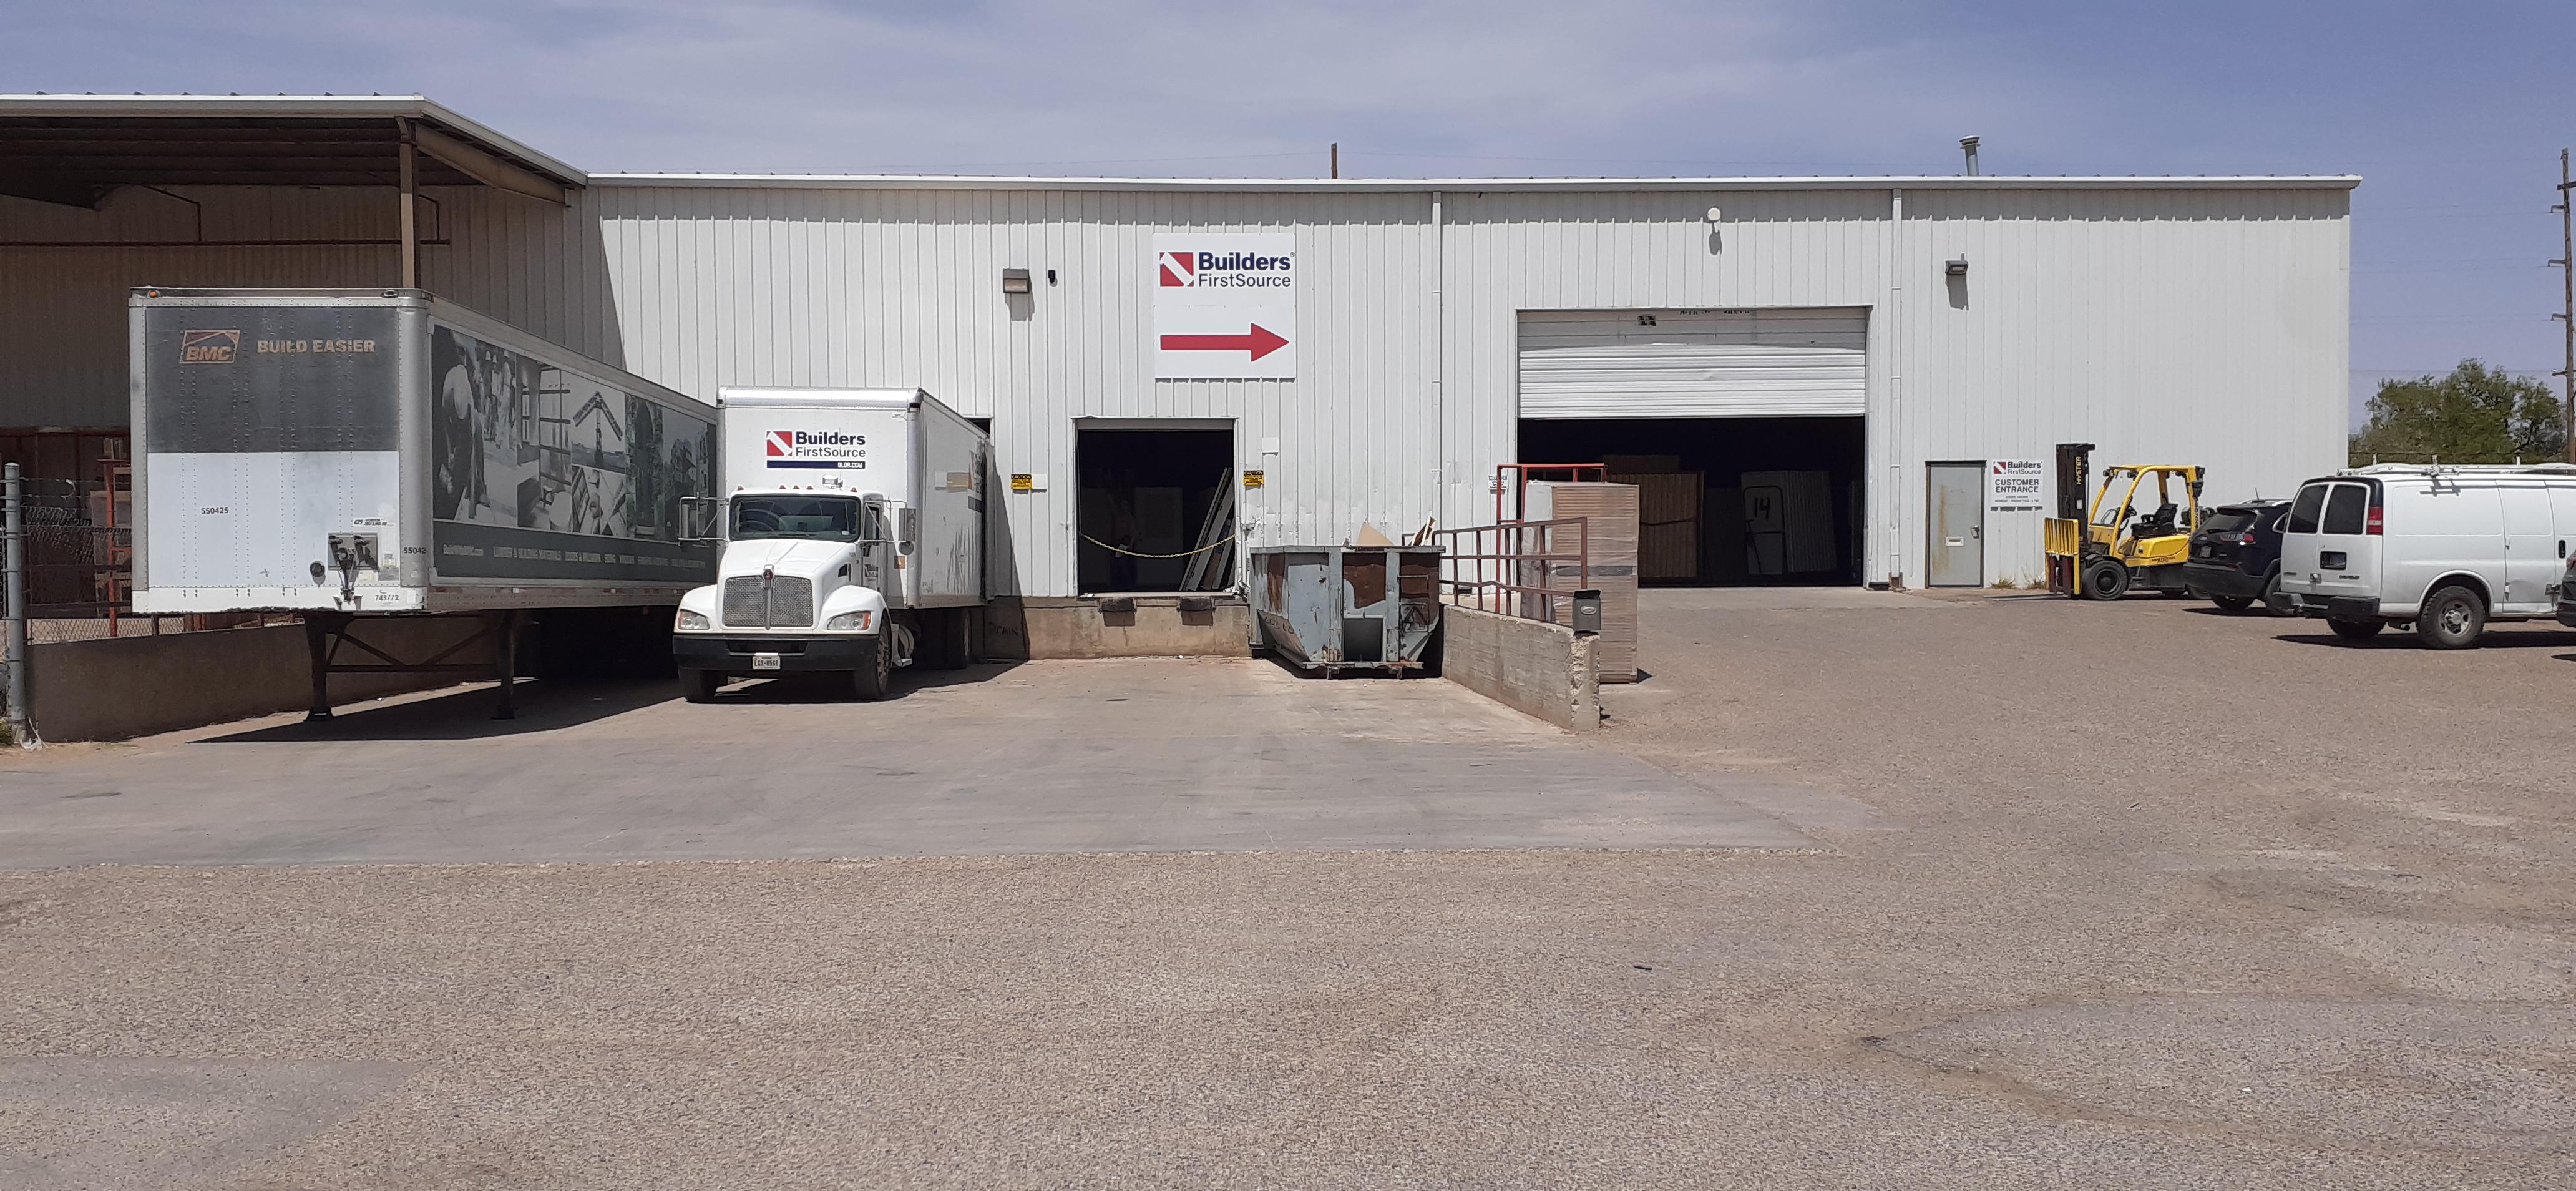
[[678, 496, 721, 542], [899, 506, 918, 556]]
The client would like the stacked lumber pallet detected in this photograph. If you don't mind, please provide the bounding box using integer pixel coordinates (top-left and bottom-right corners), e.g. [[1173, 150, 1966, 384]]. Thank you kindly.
[[1523, 480, 1639, 684], [1626, 472, 1704, 581], [1604, 456, 1702, 582]]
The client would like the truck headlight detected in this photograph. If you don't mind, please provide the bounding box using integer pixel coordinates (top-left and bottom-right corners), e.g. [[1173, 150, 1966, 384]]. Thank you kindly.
[[825, 610, 873, 632], [675, 609, 711, 631]]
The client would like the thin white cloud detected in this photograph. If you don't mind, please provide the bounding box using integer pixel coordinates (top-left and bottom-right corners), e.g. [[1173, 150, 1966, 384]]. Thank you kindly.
[[6, 0, 2065, 175]]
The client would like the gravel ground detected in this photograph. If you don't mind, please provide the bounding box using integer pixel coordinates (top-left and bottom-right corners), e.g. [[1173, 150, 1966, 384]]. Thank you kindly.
[[2, 590, 2571, 1189]]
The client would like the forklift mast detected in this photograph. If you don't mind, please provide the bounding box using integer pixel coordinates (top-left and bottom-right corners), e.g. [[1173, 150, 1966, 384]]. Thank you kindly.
[[2054, 443, 2095, 521]]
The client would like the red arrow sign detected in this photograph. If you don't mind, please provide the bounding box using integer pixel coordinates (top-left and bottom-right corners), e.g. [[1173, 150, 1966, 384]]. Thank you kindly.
[[1159, 323, 1289, 361]]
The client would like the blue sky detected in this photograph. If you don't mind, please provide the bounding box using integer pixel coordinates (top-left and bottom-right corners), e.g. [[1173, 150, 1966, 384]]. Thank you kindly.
[[12, 1, 2571, 416]]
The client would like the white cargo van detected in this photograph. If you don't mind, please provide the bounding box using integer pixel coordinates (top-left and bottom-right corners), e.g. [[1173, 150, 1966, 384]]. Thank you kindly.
[[2280, 464, 2576, 648]]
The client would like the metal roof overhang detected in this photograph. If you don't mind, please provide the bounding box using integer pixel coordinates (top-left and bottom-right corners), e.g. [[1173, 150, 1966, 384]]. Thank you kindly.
[[592, 172, 2362, 194], [0, 94, 586, 208]]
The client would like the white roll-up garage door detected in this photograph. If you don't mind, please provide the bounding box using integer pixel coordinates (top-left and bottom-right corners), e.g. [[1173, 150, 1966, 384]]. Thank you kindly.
[[1518, 307, 1868, 418]]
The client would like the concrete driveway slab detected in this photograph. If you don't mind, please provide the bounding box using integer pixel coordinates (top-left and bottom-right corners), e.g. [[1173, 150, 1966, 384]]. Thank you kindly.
[[4, 591, 2574, 1189], [0, 659, 1815, 867]]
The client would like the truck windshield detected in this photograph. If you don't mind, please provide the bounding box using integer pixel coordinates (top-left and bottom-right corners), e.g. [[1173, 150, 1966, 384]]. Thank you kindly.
[[731, 495, 863, 542]]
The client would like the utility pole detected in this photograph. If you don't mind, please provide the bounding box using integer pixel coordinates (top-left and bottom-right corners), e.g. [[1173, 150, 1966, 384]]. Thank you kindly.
[[1330, 142, 1339, 180], [2556, 149, 2574, 463]]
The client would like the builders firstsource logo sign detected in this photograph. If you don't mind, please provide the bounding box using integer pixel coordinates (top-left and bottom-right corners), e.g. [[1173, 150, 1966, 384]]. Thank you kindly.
[[766, 429, 867, 470], [1158, 247, 1295, 290], [1152, 232, 1297, 381]]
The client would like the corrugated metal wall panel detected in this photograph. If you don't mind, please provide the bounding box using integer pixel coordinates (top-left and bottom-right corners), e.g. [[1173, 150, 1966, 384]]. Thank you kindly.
[[1518, 307, 1868, 418], [0, 180, 412, 428], [1898, 186, 2349, 584], [2, 178, 2349, 593], [561, 185, 1443, 596]]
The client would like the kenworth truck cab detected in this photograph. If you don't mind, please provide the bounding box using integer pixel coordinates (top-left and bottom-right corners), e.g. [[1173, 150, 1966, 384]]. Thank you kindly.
[[672, 388, 987, 701]]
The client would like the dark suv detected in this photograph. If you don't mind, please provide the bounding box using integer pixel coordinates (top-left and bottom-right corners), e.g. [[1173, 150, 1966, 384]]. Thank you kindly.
[[2559, 554, 2576, 629], [2183, 499, 2290, 614]]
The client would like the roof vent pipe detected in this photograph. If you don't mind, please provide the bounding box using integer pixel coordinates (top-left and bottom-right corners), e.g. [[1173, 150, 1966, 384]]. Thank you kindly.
[[1959, 136, 1981, 176]]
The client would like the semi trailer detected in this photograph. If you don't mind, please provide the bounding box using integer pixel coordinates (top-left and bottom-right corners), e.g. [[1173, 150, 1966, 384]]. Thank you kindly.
[[129, 287, 719, 718], [671, 388, 988, 702]]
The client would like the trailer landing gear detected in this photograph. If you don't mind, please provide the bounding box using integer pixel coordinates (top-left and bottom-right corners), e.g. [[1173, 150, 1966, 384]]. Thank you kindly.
[[300, 610, 525, 722]]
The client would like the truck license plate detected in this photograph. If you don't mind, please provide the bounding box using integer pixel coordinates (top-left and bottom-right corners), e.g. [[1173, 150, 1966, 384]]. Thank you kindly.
[[753, 652, 782, 671]]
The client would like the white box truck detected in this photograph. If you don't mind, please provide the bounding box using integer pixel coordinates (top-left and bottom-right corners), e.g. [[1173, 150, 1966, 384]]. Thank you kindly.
[[129, 288, 719, 718], [671, 388, 988, 701]]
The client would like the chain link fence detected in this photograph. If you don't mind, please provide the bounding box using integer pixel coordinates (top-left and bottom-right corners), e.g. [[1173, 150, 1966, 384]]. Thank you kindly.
[[11, 475, 295, 645]]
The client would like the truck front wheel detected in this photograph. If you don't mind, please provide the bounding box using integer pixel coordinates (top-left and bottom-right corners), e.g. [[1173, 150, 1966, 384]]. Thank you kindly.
[[847, 639, 892, 701], [682, 669, 723, 703]]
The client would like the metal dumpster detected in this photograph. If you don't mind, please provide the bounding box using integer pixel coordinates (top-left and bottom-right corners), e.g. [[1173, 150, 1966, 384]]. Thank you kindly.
[[1249, 546, 1442, 674]]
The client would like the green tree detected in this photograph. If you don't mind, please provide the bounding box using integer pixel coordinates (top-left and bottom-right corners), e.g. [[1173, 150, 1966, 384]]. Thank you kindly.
[[2351, 360, 2566, 463]]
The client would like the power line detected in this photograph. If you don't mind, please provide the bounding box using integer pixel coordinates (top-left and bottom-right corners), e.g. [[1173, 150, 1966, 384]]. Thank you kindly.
[[2354, 263, 2555, 273], [2352, 315, 2559, 324], [1348, 148, 1915, 170], [2355, 257, 2542, 265], [2360, 202, 2560, 214]]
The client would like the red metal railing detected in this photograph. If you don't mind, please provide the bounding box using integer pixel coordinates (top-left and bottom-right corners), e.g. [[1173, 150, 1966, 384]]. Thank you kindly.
[[1432, 516, 1591, 625]]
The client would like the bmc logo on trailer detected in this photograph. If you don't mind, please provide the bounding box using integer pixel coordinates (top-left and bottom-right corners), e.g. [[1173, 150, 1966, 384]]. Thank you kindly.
[[1158, 252, 1196, 287], [765, 429, 867, 470], [178, 329, 240, 364]]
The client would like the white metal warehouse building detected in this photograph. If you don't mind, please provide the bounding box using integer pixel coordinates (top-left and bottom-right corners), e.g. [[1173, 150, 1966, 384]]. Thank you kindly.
[[1, 96, 2355, 597]]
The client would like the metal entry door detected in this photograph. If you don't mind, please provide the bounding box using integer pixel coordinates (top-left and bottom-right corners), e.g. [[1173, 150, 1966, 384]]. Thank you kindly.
[[1926, 463, 1984, 587]]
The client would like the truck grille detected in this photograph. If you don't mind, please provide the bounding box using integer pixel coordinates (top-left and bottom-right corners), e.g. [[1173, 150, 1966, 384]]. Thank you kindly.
[[767, 577, 814, 627], [720, 575, 815, 628]]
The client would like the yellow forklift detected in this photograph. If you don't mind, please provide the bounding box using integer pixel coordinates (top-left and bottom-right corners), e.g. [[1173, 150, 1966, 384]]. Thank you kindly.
[[2043, 442, 2205, 600]]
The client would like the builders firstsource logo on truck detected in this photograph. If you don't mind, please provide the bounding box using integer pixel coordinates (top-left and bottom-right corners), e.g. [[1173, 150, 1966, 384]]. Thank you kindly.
[[766, 429, 867, 470]]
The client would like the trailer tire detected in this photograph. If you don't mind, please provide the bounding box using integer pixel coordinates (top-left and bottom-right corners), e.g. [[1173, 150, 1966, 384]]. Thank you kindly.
[[848, 639, 892, 701], [2327, 618, 2384, 642], [927, 607, 971, 670], [904, 612, 942, 670], [682, 669, 723, 703], [2414, 585, 2487, 650]]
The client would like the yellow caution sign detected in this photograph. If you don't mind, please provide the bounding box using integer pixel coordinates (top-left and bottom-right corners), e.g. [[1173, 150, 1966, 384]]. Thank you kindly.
[[1010, 473, 1034, 493], [1243, 469, 1265, 489]]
